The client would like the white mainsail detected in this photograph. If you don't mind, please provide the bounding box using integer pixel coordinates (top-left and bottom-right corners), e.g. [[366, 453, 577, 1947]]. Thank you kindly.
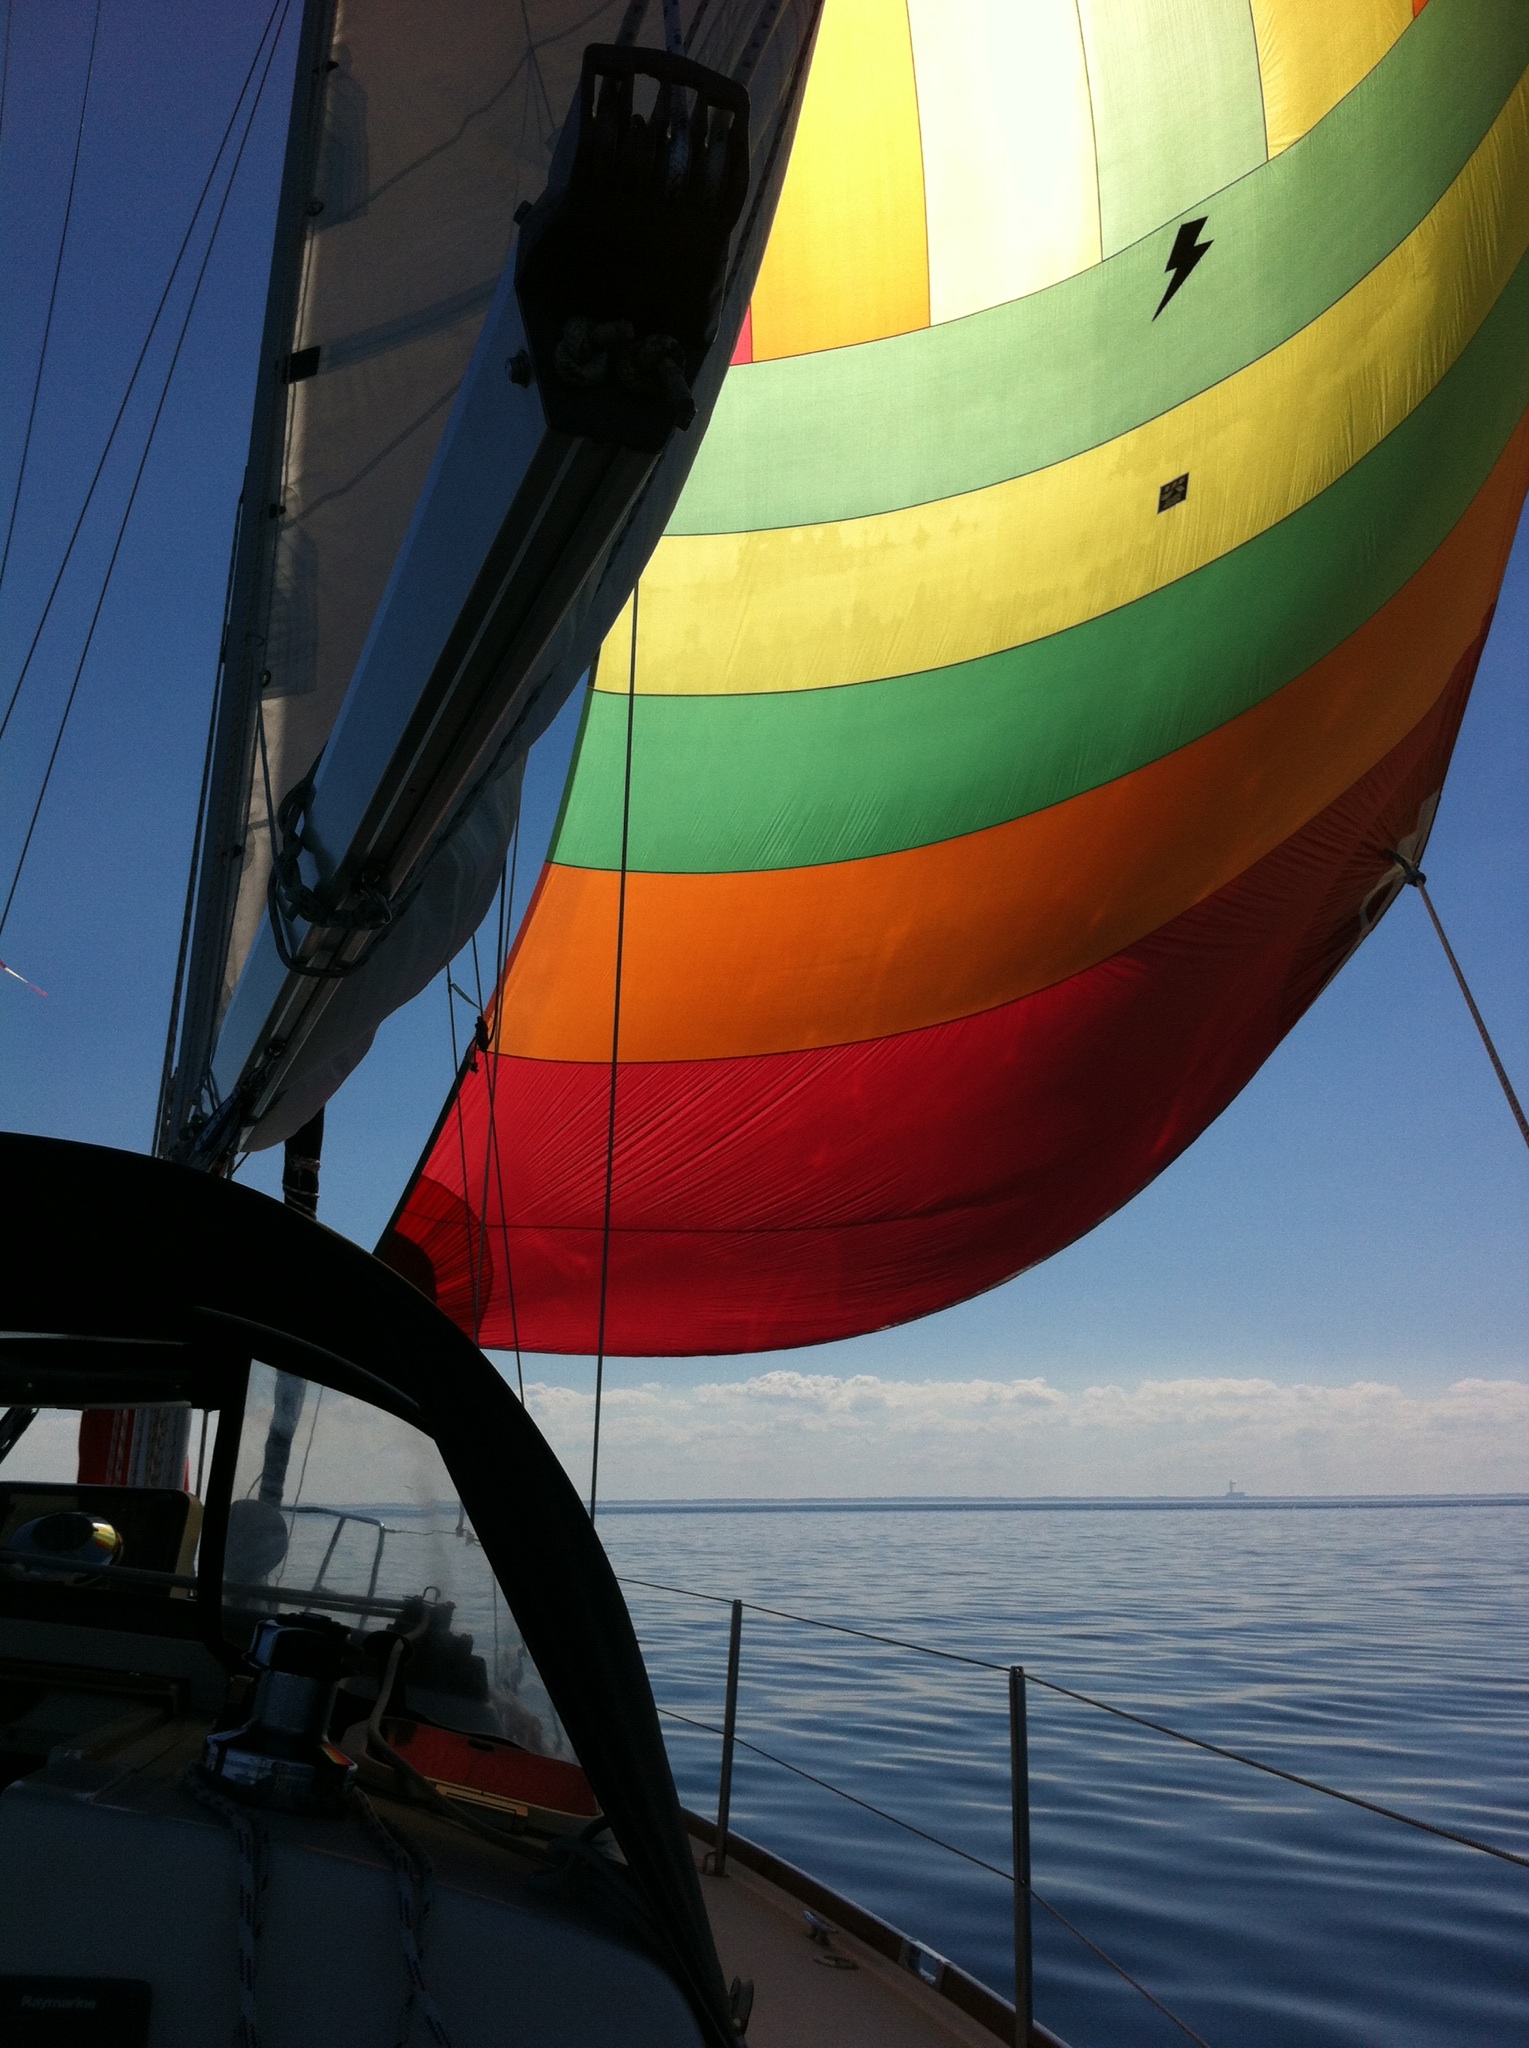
[[163, 0, 819, 1161]]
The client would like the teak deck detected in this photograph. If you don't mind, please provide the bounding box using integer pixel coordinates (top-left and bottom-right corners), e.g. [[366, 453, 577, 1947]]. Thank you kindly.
[[687, 1813, 1069, 2048]]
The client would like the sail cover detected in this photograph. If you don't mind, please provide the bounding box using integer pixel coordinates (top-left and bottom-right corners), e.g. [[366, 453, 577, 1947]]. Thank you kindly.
[[387, 0, 1529, 1354]]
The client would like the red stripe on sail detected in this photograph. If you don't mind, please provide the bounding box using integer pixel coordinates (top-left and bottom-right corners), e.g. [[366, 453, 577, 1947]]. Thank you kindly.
[[385, 624, 1486, 1354]]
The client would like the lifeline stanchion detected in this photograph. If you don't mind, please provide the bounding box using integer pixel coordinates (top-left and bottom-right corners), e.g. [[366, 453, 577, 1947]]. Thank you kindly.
[[658, 1701, 1214, 2048], [1010, 1667, 1033, 2048], [623, 1572, 1529, 1870], [714, 1597, 744, 1876]]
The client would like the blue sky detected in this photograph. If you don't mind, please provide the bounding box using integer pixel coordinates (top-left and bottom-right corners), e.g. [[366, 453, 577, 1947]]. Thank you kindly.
[[1, 3, 1524, 1494]]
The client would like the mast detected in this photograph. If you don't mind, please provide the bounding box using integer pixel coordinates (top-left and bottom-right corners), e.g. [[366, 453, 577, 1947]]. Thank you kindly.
[[257, 1109, 324, 1514], [158, 0, 335, 1161]]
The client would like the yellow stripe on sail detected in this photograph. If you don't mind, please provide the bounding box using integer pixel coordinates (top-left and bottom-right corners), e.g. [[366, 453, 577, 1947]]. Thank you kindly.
[[747, 0, 929, 360], [598, 64, 1529, 699], [1251, 0, 1413, 158]]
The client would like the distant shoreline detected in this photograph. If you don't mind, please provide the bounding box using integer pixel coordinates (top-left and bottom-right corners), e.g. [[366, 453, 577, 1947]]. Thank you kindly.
[[597, 1493, 1529, 1515]]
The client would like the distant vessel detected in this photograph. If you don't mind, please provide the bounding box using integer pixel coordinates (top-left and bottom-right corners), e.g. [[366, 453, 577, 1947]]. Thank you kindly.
[[1226, 1483, 1248, 1500]]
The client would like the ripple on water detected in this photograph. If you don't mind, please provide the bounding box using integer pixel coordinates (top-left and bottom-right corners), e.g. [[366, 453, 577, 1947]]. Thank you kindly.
[[602, 1503, 1529, 2048]]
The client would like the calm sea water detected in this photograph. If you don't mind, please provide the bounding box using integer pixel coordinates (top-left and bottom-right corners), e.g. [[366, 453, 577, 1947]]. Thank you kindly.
[[597, 1501, 1529, 2048]]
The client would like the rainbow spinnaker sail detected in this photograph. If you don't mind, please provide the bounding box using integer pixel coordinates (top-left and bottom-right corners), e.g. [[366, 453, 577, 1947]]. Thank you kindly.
[[387, 0, 1529, 1353]]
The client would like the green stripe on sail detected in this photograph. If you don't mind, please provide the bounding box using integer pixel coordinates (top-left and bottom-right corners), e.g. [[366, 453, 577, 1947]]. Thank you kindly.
[[555, 246, 1529, 877], [1079, 0, 1267, 256], [670, 0, 1526, 537]]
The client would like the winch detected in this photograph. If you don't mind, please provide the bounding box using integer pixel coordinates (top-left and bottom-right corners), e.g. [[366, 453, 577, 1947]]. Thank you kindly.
[[201, 1617, 355, 1815]]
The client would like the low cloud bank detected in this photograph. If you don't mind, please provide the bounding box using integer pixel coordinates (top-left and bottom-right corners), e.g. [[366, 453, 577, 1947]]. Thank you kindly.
[[522, 1372, 1529, 1500]]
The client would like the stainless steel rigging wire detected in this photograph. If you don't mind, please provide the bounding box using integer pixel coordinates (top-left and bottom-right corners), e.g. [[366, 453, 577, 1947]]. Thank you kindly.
[[0, 0, 288, 759], [589, 594, 641, 1522], [0, 0, 296, 945], [1392, 855, 1529, 1153], [446, 969, 485, 1345], [0, 0, 102, 613], [154, 507, 247, 1147], [0, 1, 14, 159], [476, 827, 527, 1402]]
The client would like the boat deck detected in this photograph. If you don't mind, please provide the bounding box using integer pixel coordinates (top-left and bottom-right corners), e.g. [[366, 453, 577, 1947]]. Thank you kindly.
[[0, 1646, 1064, 2048], [688, 1815, 1067, 2048]]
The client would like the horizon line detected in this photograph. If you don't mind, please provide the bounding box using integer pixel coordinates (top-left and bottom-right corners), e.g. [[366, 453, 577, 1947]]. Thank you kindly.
[[594, 1491, 1529, 1514]]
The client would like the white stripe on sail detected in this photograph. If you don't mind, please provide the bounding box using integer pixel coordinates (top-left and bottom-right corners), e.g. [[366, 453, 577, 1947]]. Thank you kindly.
[[907, 0, 1102, 322]]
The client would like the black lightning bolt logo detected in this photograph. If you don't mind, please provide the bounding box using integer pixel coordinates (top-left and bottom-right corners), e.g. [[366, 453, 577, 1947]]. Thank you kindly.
[[1154, 216, 1212, 319]]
